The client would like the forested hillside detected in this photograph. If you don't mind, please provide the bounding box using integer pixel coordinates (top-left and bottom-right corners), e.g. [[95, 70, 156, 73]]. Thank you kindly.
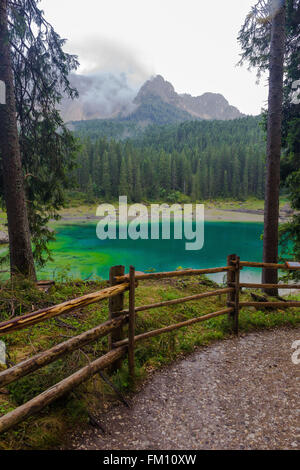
[[69, 95, 196, 141], [73, 116, 266, 201], [122, 95, 197, 126], [69, 119, 142, 141]]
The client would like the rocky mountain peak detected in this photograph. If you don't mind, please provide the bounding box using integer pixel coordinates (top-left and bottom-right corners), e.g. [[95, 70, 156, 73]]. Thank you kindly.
[[134, 75, 244, 120], [61, 73, 245, 123], [134, 75, 180, 107]]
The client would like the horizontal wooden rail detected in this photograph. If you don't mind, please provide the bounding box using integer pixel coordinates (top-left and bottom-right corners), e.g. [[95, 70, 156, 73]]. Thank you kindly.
[[0, 346, 127, 435], [113, 307, 233, 348], [238, 283, 300, 290], [116, 288, 234, 315], [0, 315, 128, 388], [1, 256, 298, 435], [234, 301, 300, 308], [0, 283, 129, 335], [237, 261, 300, 270], [115, 266, 234, 283]]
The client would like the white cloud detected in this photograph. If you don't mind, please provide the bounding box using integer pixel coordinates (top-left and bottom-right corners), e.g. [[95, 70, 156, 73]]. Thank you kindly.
[[40, 0, 268, 115]]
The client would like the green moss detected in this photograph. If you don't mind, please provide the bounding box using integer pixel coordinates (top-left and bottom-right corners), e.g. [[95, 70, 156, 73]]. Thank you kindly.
[[0, 275, 299, 450]]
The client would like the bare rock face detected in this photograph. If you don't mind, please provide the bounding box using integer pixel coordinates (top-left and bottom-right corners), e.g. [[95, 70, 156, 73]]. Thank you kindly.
[[134, 75, 181, 108], [135, 75, 244, 120], [0, 231, 8, 244], [61, 73, 244, 123], [180, 92, 243, 120]]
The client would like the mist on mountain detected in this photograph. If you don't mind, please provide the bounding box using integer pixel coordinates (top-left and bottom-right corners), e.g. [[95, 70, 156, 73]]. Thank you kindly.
[[60, 72, 139, 121], [62, 74, 245, 124]]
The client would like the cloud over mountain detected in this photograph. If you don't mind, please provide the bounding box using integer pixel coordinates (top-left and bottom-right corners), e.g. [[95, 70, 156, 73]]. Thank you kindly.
[[61, 74, 245, 123]]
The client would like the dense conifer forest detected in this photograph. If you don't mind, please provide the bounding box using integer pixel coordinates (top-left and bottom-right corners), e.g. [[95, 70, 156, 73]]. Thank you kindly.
[[73, 116, 266, 202]]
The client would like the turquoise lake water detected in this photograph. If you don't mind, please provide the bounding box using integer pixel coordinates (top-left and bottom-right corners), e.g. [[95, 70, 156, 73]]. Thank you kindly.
[[39, 221, 265, 283]]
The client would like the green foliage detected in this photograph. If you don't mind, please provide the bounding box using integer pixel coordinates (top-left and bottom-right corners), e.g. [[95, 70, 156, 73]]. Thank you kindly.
[[237, 0, 299, 79], [71, 95, 197, 141], [8, 361, 65, 405], [72, 116, 266, 201], [279, 216, 300, 280], [0, 0, 80, 267], [122, 95, 195, 126], [72, 119, 139, 140], [0, 275, 299, 449], [238, 0, 300, 276]]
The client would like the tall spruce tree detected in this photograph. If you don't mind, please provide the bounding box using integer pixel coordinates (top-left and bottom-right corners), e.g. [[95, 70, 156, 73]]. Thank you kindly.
[[279, 2, 300, 279], [0, 0, 79, 272], [262, 0, 286, 292], [0, 0, 35, 278], [238, 0, 289, 293]]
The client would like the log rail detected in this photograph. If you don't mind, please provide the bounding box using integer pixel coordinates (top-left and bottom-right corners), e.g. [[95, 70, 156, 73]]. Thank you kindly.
[[0, 283, 130, 335], [0, 257, 299, 434]]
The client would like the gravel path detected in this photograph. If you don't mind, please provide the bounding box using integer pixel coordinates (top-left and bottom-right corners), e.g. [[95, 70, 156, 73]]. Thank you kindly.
[[67, 327, 300, 450]]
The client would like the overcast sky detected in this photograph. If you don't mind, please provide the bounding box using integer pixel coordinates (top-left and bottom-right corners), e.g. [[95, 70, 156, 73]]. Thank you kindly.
[[40, 0, 268, 115]]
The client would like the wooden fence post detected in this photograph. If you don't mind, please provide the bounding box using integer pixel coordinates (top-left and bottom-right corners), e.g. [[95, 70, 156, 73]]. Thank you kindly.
[[227, 254, 239, 334], [128, 266, 136, 380], [233, 256, 240, 335], [109, 265, 125, 371]]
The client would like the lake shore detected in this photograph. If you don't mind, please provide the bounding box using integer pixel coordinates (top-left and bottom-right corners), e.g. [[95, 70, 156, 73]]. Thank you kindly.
[[54, 207, 265, 224], [0, 198, 293, 244], [52, 197, 293, 226], [53, 205, 294, 225]]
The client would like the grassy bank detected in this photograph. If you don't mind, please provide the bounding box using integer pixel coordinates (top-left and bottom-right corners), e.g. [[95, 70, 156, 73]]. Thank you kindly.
[[56, 195, 291, 224], [0, 276, 299, 450]]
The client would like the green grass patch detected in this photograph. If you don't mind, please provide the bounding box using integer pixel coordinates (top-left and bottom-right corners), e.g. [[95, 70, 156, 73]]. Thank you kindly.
[[0, 276, 299, 450]]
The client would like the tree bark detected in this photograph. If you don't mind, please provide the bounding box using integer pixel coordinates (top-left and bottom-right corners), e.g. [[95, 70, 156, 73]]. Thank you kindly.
[[262, 0, 286, 295], [0, 0, 36, 279]]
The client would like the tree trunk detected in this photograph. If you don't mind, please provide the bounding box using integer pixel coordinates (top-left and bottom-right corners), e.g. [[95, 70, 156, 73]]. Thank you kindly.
[[0, 0, 36, 280], [262, 0, 286, 295]]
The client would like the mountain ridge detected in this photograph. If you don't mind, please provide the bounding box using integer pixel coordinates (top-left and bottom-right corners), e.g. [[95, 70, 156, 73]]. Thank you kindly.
[[62, 74, 245, 124], [134, 75, 244, 120]]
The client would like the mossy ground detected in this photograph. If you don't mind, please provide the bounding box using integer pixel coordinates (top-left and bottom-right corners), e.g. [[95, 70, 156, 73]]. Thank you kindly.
[[0, 275, 298, 450]]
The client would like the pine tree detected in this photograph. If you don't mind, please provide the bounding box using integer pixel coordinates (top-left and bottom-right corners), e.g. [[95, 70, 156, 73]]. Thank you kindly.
[[0, 0, 79, 269], [242, 154, 249, 200], [262, 0, 286, 291], [102, 151, 112, 199], [238, 0, 298, 290], [223, 170, 229, 198], [0, 0, 36, 279], [119, 156, 129, 198], [133, 164, 143, 202]]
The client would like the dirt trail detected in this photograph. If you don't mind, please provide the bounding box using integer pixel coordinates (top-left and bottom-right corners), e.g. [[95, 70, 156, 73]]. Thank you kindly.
[[66, 327, 300, 450]]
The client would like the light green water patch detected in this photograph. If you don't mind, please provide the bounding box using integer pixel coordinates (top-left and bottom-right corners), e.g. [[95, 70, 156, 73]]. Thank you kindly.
[[38, 221, 265, 283]]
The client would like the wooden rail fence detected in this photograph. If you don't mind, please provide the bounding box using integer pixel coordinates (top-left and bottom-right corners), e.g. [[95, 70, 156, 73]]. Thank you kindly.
[[0, 255, 299, 434]]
